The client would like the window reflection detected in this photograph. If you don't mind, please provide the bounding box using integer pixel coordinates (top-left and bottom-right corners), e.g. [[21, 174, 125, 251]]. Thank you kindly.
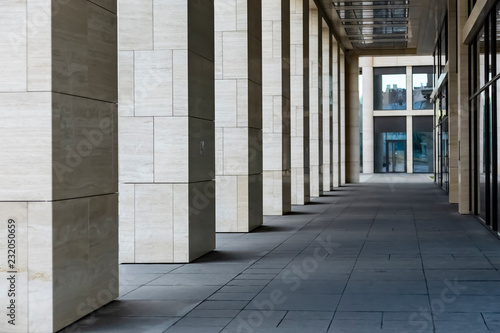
[[374, 117, 407, 173], [413, 116, 434, 173], [412, 66, 433, 110], [373, 67, 407, 110]]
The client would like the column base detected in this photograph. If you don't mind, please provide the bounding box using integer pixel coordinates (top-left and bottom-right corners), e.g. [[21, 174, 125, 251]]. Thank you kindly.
[[0, 194, 118, 333], [119, 181, 215, 264]]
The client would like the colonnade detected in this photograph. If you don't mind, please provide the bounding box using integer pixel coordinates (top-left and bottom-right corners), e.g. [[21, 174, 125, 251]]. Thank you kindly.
[[0, 0, 358, 331]]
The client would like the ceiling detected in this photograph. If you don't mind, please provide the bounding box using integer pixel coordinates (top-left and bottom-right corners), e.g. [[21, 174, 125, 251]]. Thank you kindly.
[[316, 0, 448, 55]]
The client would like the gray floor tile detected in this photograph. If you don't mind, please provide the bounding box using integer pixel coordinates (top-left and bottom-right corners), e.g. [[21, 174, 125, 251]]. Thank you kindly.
[[165, 327, 224, 333], [262, 279, 346, 294], [428, 280, 500, 295], [60, 316, 180, 333], [169, 317, 232, 327], [349, 269, 425, 281], [337, 294, 430, 312], [432, 295, 500, 312], [119, 264, 183, 275], [95, 300, 200, 317], [119, 286, 219, 301], [425, 269, 500, 281], [344, 280, 427, 295], [195, 300, 249, 310], [218, 285, 266, 293], [482, 312, 500, 330], [65, 175, 500, 333], [185, 309, 240, 318], [283, 311, 334, 320], [119, 273, 164, 286], [328, 319, 382, 332], [246, 293, 341, 311], [223, 309, 287, 331], [147, 273, 236, 286], [334, 311, 382, 321], [208, 292, 256, 301], [433, 320, 489, 332], [278, 318, 330, 329]]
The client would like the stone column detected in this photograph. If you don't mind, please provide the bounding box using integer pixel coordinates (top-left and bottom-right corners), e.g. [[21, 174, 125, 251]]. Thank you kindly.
[[332, 41, 341, 187], [118, 0, 215, 263], [406, 65, 414, 174], [407, 115, 414, 173], [346, 54, 360, 183], [262, 0, 291, 215], [290, 0, 310, 205], [360, 57, 374, 173], [340, 50, 347, 184], [309, 5, 323, 197], [214, 0, 263, 232], [322, 24, 333, 190], [448, 0, 459, 203], [0, 1, 118, 332], [457, 0, 470, 213]]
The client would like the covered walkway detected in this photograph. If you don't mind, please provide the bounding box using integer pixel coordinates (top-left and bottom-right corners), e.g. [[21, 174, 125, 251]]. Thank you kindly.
[[64, 175, 500, 333]]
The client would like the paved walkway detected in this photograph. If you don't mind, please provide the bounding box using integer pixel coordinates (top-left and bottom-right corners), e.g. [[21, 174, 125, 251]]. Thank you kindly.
[[63, 174, 500, 333]]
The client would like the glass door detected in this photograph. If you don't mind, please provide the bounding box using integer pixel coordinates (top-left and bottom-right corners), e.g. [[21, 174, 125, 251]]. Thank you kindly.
[[386, 140, 406, 173]]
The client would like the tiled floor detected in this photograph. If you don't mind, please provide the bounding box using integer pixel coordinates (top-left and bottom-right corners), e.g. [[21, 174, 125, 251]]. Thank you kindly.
[[61, 174, 500, 332]]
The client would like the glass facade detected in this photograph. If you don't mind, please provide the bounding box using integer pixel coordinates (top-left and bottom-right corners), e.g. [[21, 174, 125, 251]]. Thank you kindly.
[[468, 4, 500, 231], [412, 66, 433, 110], [433, 14, 449, 193], [373, 67, 407, 110], [365, 65, 434, 175], [413, 116, 434, 173], [374, 117, 407, 173]]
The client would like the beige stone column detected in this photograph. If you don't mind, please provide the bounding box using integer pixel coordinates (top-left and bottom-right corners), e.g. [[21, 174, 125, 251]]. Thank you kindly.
[[457, 0, 470, 213], [332, 41, 341, 187], [214, 0, 263, 232], [118, 0, 215, 263], [290, 0, 310, 205], [407, 115, 414, 173], [309, 5, 323, 197], [360, 57, 374, 173], [346, 54, 360, 183], [406, 65, 414, 173], [322, 24, 333, 190], [340, 50, 347, 184], [0, 1, 118, 332], [262, 0, 291, 215], [448, 0, 459, 203]]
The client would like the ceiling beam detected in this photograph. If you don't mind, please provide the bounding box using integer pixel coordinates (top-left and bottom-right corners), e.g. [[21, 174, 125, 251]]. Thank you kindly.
[[352, 39, 409, 43], [333, 4, 409, 10], [342, 23, 408, 28], [346, 34, 408, 39], [346, 48, 417, 56], [340, 17, 408, 23]]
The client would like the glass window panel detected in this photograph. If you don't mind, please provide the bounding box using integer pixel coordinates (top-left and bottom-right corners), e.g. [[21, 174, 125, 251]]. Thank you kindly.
[[440, 16, 448, 72], [373, 67, 407, 110], [479, 90, 487, 220], [441, 118, 449, 191], [478, 26, 486, 88], [412, 66, 433, 110], [496, 4, 500, 76], [374, 117, 407, 173], [413, 116, 434, 173]]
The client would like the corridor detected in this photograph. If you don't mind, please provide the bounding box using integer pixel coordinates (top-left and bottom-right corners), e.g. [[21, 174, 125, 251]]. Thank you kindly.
[[64, 175, 500, 333]]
